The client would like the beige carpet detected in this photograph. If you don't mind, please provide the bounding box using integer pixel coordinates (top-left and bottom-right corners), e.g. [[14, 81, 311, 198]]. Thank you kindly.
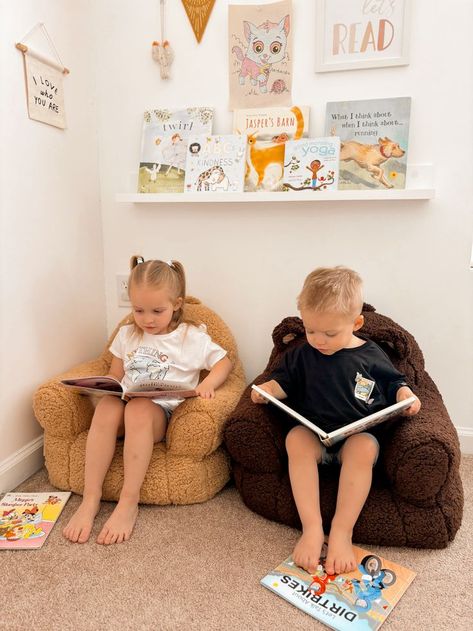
[[2, 456, 472, 631]]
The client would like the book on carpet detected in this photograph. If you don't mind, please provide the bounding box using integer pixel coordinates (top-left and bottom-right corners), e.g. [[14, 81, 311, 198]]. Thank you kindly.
[[184, 134, 247, 193], [261, 546, 416, 630], [137, 107, 214, 194], [61, 376, 197, 400], [0, 492, 71, 549], [232, 105, 310, 192], [324, 97, 411, 191], [251, 384, 415, 447], [283, 137, 340, 192]]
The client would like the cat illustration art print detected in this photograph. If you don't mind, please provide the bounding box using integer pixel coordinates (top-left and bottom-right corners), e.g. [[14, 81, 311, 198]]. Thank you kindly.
[[229, 1, 293, 109]]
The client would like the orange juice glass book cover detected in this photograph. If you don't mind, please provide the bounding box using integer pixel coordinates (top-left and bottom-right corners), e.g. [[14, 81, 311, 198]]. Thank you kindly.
[[261, 545, 416, 630], [0, 492, 71, 549]]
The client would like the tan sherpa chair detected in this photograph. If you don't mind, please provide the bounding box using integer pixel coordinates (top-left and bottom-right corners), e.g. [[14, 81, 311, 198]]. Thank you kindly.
[[33, 297, 246, 505]]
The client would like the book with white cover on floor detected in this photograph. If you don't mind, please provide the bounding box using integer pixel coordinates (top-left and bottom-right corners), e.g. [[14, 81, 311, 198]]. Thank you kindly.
[[61, 376, 197, 400], [251, 385, 415, 447]]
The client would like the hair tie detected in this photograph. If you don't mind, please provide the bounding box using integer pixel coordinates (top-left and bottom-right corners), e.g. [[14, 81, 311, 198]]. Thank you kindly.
[[166, 259, 173, 268], [136, 256, 144, 265]]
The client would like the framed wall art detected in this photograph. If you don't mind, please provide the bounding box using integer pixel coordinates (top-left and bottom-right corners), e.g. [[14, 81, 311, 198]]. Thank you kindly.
[[315, 0, 411, 73]]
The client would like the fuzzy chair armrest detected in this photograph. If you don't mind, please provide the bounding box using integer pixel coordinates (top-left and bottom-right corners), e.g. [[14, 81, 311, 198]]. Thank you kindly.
[[224, 384, 291, 474], [166, 371, 245, 458], [33, 357, 110, 438], [382, 380, 461, 503]]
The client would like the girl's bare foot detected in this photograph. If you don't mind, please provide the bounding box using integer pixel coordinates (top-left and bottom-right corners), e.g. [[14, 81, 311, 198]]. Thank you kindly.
[[325, 524, 357, 575], [96, 497, 138, 545], [63, 496, 101, 543], [292, 523, 325, 573]]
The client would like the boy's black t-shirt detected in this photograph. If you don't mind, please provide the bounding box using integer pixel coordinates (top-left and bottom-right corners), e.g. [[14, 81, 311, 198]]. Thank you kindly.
[[270, 338, 408, 434]]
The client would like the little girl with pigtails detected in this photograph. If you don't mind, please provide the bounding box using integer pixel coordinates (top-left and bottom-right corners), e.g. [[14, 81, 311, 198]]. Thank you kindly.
[[63, 255, 233, 545]]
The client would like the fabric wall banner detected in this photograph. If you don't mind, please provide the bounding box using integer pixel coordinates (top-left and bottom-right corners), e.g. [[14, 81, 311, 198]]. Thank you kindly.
[[23, 53, 66, 129], [181, 0, 216, 43]]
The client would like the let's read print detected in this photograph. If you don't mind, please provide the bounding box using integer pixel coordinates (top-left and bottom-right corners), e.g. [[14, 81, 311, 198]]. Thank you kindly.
[[317, 0, 410, 72]]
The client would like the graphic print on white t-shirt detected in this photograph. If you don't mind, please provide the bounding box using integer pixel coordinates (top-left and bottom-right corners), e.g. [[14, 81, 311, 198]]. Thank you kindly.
[[125, 345, 172, 383]]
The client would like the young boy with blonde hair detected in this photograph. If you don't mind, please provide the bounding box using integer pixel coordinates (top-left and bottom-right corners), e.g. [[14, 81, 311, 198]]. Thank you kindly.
[[252, 266, 420, 575]]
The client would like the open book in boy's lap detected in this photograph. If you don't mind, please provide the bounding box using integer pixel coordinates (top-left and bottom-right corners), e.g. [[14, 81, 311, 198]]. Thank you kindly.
[[251, 385, 415, 447]]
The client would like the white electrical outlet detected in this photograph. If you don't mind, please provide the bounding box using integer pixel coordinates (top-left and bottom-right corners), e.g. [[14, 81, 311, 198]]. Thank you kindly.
[[116, 274, 130, 307]]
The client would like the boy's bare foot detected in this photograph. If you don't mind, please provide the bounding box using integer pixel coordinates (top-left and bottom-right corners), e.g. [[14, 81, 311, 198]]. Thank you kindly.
[[63, 497, 101, 543], [325, 524, 357, 575], [96, 498, 138, 545], [292, 523, 325, 573]]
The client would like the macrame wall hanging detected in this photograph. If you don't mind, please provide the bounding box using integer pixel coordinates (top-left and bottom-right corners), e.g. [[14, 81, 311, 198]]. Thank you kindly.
[[152, 0, 174, 79], [181, 0, 216, 43], [15, 23, 69, 129]]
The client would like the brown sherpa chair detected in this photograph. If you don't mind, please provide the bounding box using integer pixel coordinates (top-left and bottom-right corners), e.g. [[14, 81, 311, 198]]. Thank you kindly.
[[34, 297, 246, 505], [224, 304, 463, 548]]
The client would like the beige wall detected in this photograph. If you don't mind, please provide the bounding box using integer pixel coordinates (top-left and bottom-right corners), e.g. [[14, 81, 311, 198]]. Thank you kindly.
[[95, 0, 472, 447], [0, 0, 106, 488]]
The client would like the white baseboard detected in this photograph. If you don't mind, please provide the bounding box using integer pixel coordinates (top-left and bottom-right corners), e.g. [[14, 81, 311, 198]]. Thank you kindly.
[[457, 427, 473, 455], [0, 435, 45, 493]]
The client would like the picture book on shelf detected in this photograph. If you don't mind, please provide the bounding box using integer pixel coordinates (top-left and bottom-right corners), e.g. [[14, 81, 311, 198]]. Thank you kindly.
[[0, 492, 71, 549], [251, 385, 415, 447], [261, 545, 416, 630], [232, 105, 310, 192], [184, 134, 246, 193], [324, 97, 411, 191], [61, 376, 197, 400], [137, 107, 213, 194], [283, 137, 340, 192]]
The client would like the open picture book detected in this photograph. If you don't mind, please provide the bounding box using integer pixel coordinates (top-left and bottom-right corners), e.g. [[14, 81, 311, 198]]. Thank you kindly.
[[261, 545, 416, 630], [251, 385, 415, 447], [61, 376, 197, 400]]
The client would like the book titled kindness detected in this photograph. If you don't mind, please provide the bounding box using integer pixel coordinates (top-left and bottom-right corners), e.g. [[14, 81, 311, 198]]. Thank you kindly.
[[184, 134, 246, 193]]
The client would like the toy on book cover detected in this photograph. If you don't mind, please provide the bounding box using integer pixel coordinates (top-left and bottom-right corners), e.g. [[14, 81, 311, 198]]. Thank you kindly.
[[324, 97, 411, 191], [233, 105, 309, 192], [261, 545, 416, 630], [283, 137, 340, 191], [184, 134, 247, 193], [137, 107, 213, 194], [0, 492, 71, 549]]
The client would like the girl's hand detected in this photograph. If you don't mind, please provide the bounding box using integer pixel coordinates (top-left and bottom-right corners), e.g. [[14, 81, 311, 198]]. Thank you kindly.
[[397, 386, 421, 416], [195, 381, 216, 399]]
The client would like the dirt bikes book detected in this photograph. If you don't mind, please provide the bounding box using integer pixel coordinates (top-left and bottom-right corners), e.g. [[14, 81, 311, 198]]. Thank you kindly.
[[251, 385, 415, 447], [61, 376, 197, 400], [324, 97, 411, 191], [261, 545, 416, 630]]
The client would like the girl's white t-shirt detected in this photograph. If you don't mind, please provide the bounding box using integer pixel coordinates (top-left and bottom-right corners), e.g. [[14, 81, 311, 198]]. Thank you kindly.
[[109, 322, 227, 412]]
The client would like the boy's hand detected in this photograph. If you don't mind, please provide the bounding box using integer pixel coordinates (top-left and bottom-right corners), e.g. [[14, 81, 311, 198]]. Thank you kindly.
[[251, 380, 286, 404], [397, 386, 421, 416]]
